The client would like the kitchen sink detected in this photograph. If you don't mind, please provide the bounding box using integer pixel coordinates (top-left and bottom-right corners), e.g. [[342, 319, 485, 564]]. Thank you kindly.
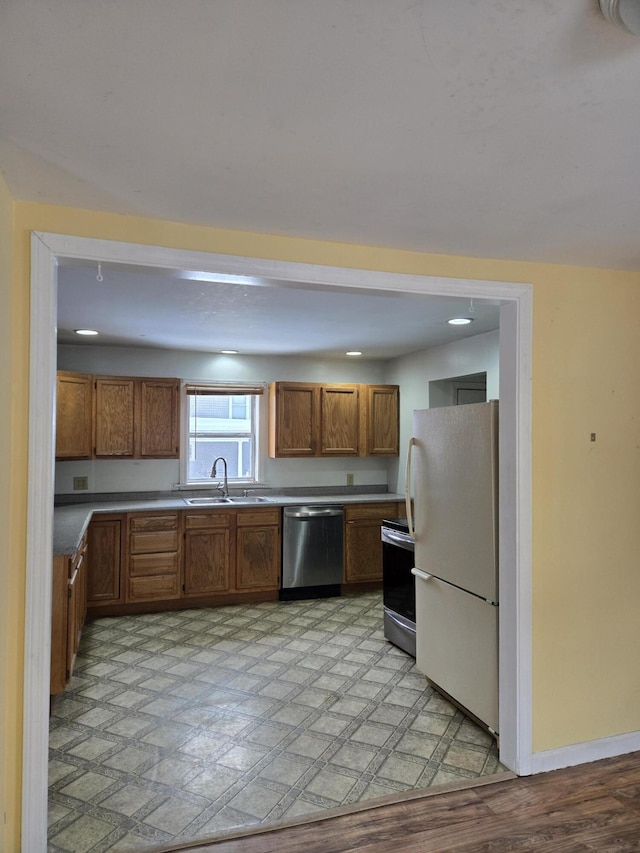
[[183, 496, 273, 506], [226, 496, 274, 504]]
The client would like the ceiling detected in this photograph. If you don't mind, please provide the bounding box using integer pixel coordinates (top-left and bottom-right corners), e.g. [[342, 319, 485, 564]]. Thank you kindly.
[[56, 262, 500, 359], [2, 1, 640, 272]]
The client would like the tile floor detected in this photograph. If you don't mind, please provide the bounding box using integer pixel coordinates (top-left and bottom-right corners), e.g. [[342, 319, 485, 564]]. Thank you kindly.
[[48, 592, 504, 852]]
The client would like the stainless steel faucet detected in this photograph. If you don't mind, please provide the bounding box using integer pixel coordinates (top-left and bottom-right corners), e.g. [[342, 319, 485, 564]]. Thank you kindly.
[[211, 456, 229, 498]]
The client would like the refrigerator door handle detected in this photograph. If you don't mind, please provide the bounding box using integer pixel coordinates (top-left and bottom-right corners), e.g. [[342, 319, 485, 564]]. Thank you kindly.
[[405, 437, 417, 539], [411, 567, 432, 582]]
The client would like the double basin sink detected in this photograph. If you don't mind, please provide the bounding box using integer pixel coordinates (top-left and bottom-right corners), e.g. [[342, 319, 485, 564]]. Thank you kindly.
[[183, 496, 274, 506]]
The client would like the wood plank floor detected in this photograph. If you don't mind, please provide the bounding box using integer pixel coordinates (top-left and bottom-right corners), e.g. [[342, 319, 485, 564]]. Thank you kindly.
[[162, 752, 640, 853]]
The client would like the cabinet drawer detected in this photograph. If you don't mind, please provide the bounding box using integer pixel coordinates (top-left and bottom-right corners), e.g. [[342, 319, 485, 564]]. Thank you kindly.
[[129, 552, 180, 577], [130, 530, 179, 554], [236, 508, 281, 527], [128, 573, 181, 601], [185, 511, 232, 529], [130, 513, 179, 533], [345, 502, 400, 521]]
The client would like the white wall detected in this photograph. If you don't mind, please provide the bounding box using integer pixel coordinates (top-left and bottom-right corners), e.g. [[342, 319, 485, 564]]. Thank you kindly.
[[384, 330, 500, 494], [55, 345, 390, 494]]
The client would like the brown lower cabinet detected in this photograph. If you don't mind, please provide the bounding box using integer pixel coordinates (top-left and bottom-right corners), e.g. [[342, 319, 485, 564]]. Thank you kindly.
[[184, 511, 233, 595], [344, 502, 402, 584], [52, 501, 397, 698], [184, 507, 281, 596], [82, 506, 282, 616], [50, 531, 87, 695], [86, 514, 124, 606], [236, 509, 281, 590], [127, 511, 182, 602]]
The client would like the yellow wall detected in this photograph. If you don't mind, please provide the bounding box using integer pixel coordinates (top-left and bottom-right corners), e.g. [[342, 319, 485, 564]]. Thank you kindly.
[[4, 200, 640, 848], [0, 172, 18, 853]]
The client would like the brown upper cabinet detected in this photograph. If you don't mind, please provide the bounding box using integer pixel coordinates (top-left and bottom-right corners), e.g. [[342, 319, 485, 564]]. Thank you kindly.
[[56, 372, 180, 460], [138, 379, 181, 458], [94, 377, 136, 457], [320, 385, 361, 455], [55, 372, 93, 459], [269, 381, 399, 458], [269, 382, 318, 457], [363, 385, 400, 456]]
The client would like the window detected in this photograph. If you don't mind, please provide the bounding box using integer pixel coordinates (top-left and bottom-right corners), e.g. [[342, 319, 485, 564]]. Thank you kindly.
[[183, 384, 264, 484]]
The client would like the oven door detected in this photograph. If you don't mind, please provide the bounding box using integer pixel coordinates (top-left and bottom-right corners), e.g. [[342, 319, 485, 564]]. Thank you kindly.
[[381, 527, 416, 623]]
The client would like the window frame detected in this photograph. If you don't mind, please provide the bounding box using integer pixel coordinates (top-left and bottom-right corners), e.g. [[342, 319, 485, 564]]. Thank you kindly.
[[180, 381, 267, 488]]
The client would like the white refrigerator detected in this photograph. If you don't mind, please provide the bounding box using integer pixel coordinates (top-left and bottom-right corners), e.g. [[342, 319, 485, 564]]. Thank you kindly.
[[406, 401, 499, 734]]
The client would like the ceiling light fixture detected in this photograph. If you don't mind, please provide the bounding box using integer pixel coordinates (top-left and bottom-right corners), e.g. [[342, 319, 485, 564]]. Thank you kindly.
[[346, 351, 362, 356], [74, 329, 99, 336], [180, 271, 264, 286], [220, 349, 239, 354], [599, 0, 640, 34], [447, 318, 473, 326]]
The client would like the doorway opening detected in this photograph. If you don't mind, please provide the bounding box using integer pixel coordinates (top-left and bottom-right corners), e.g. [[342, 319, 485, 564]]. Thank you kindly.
[[24, 232, 533, 851], [429, 373, 487, 409]]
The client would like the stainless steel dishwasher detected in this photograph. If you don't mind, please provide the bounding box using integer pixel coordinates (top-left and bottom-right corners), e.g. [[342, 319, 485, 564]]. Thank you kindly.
[[280, 505, 344, 600]]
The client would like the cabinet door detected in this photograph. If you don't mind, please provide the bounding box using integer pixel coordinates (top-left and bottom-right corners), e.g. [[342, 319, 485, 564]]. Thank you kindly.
[[184, 529, 232, 595], [269, 383, 318, 457], [365, 385, 399, 456], [344, 520, 386, 582], [75, 535, 88, 645], [344, 503, 401, 583], [236, 509, 280, 593], [87, 516, 123, 605], [139, 379, 180, 458], [66, 565, 79, 683], [56, 372, 93, 459], [94, 377, 136, 457], [320, 385, 360, 455], [51, 534, 88, 695], [50, 555, 69, 694], [236, 524, 280, 591]]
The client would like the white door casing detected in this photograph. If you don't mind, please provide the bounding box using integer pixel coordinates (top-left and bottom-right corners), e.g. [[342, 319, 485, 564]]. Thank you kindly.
[[24, 231, 534, 851]]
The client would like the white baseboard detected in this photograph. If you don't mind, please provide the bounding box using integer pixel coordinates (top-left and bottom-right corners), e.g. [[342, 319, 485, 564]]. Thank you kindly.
[[531, 729, 640, 774]]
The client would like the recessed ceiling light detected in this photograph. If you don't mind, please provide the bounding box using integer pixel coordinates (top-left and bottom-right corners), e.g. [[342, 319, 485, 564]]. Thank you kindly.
[[74, 329, 99, 336], [346, 351, 362, 356], [447, 318, 473, 326], [220, 349, 239, 354]]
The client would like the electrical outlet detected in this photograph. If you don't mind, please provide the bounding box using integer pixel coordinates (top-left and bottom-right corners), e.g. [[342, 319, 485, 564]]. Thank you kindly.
[[73, 476, 89, 491], [346, 473, 354, 486]]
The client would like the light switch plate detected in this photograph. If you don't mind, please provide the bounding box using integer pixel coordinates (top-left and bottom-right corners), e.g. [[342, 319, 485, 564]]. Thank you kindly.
[[73, 476, 89, 490]]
